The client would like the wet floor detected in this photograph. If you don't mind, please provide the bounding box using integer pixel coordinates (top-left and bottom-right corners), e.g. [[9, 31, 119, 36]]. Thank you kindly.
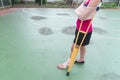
[[0, 8, 120, 80]]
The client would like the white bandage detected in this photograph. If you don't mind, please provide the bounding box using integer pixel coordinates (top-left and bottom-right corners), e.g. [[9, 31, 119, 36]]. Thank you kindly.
[[75, 3, 96, 21], [63, 58, 70, 68]]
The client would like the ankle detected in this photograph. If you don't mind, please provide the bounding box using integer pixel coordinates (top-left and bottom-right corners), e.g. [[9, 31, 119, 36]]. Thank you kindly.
[[78, 59, 84, 62], [63, 58, 70, 66]]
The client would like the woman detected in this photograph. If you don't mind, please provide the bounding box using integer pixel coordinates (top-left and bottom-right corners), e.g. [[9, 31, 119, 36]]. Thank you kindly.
[[57, 0, 101, 69]]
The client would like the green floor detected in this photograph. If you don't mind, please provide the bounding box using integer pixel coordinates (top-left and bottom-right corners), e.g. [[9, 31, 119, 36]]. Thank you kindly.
[[0, 8, 120, 80]]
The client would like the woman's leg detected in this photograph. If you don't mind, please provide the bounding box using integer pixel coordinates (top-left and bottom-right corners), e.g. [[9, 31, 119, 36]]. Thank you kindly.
[[57, 43, 74, 69], [57, 43, 81, 69], [77, 46, 86, 62]]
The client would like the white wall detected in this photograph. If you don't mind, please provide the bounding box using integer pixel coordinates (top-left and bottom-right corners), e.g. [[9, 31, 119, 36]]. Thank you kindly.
[[24, 0, 63, 2], [23, 0, 119, 3], [23, 0, 35, 1], [47, 0, 63, 2]]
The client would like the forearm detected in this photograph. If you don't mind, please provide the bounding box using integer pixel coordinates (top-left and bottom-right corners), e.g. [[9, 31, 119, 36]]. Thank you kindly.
[[80, 7, 96, 21], [88, 0, 100, 7], [75, 0, 101, 21]]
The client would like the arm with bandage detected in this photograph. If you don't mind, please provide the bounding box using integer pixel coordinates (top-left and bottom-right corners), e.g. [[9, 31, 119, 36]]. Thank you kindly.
[[75, 0, 100, 21]]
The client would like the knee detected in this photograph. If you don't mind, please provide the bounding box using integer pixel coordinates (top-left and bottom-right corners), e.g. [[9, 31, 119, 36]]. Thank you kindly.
[[75, 45, 79, 49], [72, 44, 79, 49]]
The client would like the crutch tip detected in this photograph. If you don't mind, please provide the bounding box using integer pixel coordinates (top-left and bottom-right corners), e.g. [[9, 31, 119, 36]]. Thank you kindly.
[[66, 72, 70, 76]]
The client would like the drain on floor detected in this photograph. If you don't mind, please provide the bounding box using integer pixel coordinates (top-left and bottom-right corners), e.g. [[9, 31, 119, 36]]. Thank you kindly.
[[39, 27, 53, 35], [93, 27, 107, 34], [31, 16, 47, 20], [100, 73, 120, 80], [62, 26, 75, 35]]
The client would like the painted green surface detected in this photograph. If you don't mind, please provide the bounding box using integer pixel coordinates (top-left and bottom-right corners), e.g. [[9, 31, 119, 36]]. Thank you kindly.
[[0, 8, 120, 80]]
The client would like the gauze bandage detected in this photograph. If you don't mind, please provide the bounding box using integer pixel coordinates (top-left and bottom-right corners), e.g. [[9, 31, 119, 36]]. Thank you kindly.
[[75, 3, 96, 21]]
